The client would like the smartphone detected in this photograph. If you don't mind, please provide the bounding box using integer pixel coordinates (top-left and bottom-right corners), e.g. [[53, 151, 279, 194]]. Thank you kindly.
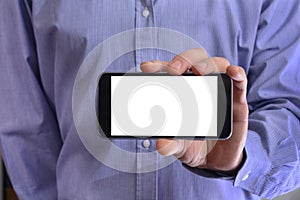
[[98, 73, 232, 139]]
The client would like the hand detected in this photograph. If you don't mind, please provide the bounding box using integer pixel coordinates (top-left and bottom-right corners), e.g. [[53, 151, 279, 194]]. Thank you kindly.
[[140, 48, 248, 171]]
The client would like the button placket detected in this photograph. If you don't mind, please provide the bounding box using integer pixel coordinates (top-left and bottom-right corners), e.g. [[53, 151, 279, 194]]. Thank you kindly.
[[134, 1, 158, 199], [135, 0, 157, 69]]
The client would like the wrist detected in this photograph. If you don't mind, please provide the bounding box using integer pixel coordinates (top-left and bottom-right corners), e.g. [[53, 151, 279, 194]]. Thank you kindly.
[[214, 149, 247, 176]]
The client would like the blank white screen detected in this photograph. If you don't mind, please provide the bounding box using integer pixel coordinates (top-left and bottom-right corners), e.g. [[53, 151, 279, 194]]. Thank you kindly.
[[111, 76, 217, 137]]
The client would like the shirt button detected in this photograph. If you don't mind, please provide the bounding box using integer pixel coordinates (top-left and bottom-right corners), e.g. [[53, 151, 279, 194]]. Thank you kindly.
[[242, 170, 251, 181], [142, 139, 151, 148], [142, 7, 150, 18]]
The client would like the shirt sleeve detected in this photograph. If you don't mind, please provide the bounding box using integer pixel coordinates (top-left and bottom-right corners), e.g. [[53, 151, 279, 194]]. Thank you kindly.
[[0, 0, 62, 199], [233, 0, 300, 198]]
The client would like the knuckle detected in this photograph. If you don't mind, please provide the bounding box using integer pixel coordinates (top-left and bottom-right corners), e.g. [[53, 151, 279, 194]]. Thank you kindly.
[[178, 153, 193, 164]]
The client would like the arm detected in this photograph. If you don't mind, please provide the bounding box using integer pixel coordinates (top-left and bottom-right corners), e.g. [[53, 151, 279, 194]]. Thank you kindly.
[[234, 0, 300, 198], [140, 1, 300, 198], [0, 0, 62, 199]]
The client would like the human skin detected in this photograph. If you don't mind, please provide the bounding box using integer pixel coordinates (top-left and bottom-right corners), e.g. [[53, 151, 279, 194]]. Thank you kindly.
[[140, 48, 248, 171]]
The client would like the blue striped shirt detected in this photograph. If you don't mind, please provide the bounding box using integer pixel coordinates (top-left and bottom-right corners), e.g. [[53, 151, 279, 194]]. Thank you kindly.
[[0, 0, 299, 199]]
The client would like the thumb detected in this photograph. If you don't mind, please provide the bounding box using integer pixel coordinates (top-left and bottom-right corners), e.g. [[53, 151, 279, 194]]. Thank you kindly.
[[156, 139, 183, 156]]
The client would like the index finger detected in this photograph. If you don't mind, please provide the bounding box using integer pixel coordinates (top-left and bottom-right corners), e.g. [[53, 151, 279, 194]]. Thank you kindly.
[[140, 49, 230, 75]]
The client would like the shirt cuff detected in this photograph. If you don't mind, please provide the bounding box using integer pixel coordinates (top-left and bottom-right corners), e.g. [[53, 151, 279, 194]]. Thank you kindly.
[[233, 130, 272, 194]]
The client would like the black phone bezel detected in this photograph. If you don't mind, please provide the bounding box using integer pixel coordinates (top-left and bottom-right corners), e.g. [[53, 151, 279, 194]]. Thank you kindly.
[[98, 73, 232, 140]]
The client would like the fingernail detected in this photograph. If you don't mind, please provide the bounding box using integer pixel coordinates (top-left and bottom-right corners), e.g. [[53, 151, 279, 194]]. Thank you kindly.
[[198, 62, 208, 68], [236, 72, 244, 81], [140, 61, 151, 66], [233, 68, 244, 81], [169, 60, 183, 69]]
